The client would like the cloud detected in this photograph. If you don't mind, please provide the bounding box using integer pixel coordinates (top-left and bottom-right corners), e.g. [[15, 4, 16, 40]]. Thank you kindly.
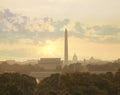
[[84, 25, 120, 43], [60, 20, 76, 32], [0, 9, 120, 44], [74, 22, 85, 32], [0, 9, 18, 32], [25, 17, 55, 32], [93, 25, 120, 35], [2, 19, 18, 32]]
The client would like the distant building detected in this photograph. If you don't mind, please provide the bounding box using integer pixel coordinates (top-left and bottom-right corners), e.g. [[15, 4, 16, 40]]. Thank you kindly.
[[38, 58, 62, 70], [72, 54, 78, 63]]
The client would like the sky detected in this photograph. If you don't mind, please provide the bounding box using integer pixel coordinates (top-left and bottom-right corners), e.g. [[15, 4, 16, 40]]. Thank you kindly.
[[0, 0, 120, 61]]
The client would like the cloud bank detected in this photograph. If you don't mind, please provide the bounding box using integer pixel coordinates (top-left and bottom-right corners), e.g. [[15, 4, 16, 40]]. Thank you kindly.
[[0, 9, 120, 43], [0, 9, 120, 60]]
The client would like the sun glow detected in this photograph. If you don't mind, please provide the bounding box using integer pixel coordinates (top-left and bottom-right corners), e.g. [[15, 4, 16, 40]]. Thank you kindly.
[[42, 44, 55, 56]]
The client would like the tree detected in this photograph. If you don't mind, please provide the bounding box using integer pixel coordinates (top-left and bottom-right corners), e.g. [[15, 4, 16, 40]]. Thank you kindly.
[[0, 73, 37, 95]]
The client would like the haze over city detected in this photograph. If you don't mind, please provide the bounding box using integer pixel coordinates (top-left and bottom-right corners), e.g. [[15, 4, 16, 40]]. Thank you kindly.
[[0, 0, 120, 61]]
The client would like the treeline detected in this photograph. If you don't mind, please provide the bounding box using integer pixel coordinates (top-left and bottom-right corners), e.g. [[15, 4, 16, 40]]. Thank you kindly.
[[87, 62, 120, 72], [62, 62, 120, 73], [0, 61, 44, 74], [0, 59, 120, 74], [0, 70, 120, 95], [37, 70, 120, 95]]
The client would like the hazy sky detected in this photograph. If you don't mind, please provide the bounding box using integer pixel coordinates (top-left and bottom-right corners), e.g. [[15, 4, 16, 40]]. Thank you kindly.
[[0, 0, 120, 61], [1, 0, 120, 21]]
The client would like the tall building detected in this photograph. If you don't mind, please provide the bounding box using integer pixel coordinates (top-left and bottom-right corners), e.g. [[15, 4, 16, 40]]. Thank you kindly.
[[64, 29, 68, 64]]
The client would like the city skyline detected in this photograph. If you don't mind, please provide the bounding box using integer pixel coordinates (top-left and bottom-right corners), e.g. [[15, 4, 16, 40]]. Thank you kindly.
[[0, 0, 120, 61]]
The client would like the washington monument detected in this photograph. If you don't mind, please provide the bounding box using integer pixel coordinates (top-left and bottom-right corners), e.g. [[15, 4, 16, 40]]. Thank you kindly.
[[64, 29, 68, 64]]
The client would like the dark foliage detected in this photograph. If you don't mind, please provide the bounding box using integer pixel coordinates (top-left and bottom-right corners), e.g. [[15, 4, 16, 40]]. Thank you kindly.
[[36, 69, 120, 95], [0, 73, 37, 95], [1, 69, 120, 95]]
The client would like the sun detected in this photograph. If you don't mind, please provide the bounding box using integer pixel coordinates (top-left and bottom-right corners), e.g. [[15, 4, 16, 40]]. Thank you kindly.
[[42, 44, 55, 56]]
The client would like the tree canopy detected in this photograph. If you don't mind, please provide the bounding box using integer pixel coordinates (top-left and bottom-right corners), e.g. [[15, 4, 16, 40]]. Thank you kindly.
[[0, 69, 120, 95], [36, 70, 120, 95], [0, 73, 37, 95]]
